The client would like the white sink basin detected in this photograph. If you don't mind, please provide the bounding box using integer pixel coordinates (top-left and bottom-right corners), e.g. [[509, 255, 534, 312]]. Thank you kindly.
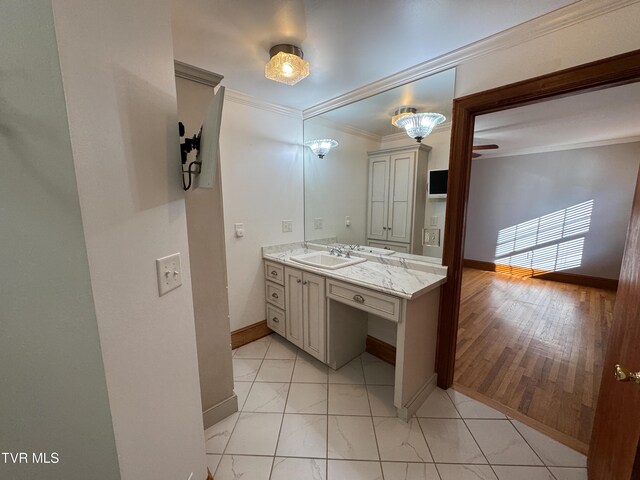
[[290, 251, 366, 270]]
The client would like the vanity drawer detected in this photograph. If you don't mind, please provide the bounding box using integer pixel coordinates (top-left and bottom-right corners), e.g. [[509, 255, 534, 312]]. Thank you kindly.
[[264, 261, 284, 285], [265, 281, 285, 309], [266, 303, 286, 336], [326, 279, 401, 323]]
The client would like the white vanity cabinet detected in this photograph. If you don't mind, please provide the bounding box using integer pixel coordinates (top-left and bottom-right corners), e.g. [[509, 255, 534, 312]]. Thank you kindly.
[[271, 266, 326, 362], [366, 145, 430, 254]]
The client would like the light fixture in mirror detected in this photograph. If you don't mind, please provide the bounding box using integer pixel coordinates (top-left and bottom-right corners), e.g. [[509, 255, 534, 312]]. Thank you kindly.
[[391, 107, 417, 127], [395, 112, 446, 143], [305, 138, 338, 159]]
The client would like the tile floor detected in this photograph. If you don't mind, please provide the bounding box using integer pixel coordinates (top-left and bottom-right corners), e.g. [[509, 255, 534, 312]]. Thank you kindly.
[[205, 334, 587, 480]]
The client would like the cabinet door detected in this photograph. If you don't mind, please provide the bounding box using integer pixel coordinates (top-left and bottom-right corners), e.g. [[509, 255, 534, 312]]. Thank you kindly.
[[387, 151, 416, 244], [302, 272, 326, 362], [284, 267, 304, 348], [367, 155, 390, 240]]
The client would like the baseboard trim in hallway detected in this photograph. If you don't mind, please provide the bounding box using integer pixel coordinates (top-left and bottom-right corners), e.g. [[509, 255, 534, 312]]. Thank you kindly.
[[453, 383, 589, 455], [230, 320, 272, 349], [463, 258, 618, 290]]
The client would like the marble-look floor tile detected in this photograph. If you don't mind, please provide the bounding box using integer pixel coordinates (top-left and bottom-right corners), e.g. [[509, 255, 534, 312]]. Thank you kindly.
[[206, 454, 222, 476], [327, 415, 379, 460], [328, 384, 371, 415], [548, 467, 588, 480], [255, 359, 295, 382], [416, 387, 460, 418], [232, 358, 262, 382], [382, 462, 440, 480], [436, 464, 497, 480], [243, 382, 289, 413], [373, 417, 432, 462], [271, 457, 326, 480], [276, 413, 327, 458], [361, 353, 395, 385], [233, 337, 271, 359], [511, 420, 586, 467], [234, 382, 252, 410], [492, 466, 554, 480], [329, 357, 365, 384], [265, 335, 298, 360], [292, 354, 329, 383], [328, 460, 383, 480], [204, 413, 239, 453], [215, 455, 273, 480], [447, 390, 506, 419], [367, 385, 396, 417], [466, 419, 543, 466], [286, 383, 328, 414], [419, 418, 486, 464], [225, 412, 283, 456]]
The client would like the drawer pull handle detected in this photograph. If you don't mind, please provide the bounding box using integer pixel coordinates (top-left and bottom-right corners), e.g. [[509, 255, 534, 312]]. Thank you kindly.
[[272, 317, 279, 323], [271, 292, 279, 299], [353, 294, 365, 304], [297, 279, 302, 283], [303, 280, 308, 285], [270, 270, 278, 276]]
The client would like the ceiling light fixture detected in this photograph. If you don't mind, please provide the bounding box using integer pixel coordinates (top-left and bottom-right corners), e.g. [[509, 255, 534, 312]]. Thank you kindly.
[[305, 139, 338, 159], [396, 112, 446, 143], [265, 44, 309, 85], [391, 107, 417, 127]]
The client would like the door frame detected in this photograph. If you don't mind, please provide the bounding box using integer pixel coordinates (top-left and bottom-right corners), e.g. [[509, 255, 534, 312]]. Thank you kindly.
[[436, 49, 640, 389]]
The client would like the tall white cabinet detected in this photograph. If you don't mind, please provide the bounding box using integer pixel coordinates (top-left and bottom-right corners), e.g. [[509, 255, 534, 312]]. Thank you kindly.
[[366, 144, 430, 254]]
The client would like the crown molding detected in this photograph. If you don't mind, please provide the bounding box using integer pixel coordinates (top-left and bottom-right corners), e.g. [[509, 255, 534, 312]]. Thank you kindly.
[[478, 135, 640, 159], [174, 60, 224, 87], [308, 116, 381, 143], [302, 0, 638, 119], [225, 88, 303, 119], [380, 121, 452, 144]]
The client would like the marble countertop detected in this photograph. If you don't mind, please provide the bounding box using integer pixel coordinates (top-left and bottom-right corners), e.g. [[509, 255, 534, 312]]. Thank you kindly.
[[263, 243, 447, 300]]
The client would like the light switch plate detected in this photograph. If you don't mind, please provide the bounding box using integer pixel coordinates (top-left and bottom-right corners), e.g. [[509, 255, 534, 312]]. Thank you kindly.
[[156, 253, 182, 296], [234, 223, 244, 238], [430, 215, 438, 226], [282, 220, 293, 233], [314, 217, 323, 230], [423, 228, 441, 247]]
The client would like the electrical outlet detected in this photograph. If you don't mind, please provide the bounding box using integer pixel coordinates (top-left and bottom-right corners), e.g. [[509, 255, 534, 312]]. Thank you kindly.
[[314, 217, 323, 229], [430, 215, 438, 226], [156, 253, 182, 296], [345, 216, 351, 227], [282, 220, 293, 233], [423, 228, 441, 247]]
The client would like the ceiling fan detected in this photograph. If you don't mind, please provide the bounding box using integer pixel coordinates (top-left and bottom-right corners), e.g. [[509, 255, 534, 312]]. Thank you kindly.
[[472, 144, 499, 158]]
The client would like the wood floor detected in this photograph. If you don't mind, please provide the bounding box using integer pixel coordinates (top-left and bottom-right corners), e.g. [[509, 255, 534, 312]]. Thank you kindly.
[[454, 268, 615, 450]]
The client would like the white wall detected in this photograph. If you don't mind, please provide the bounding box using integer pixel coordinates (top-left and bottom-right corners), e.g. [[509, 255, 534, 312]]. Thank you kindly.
[[220, 95, 304, 331], [465, 143, 640, 279], [304, 118, 380, 245], [0, 2, 120, 478], [52, 1, 207, 479], [176, 77, 236, 427]]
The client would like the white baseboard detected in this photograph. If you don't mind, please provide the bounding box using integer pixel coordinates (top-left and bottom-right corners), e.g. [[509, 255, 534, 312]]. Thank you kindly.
[[396, 373, 437, 421], [202, 393, 238, 430]]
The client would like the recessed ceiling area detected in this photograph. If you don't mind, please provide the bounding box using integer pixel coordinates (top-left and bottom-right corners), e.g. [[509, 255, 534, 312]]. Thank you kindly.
[[171, 0, 577, 111], [473, 81, 640, 158]]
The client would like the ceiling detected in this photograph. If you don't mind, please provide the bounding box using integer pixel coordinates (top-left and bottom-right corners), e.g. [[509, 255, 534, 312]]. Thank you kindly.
[[313, 68, 455, 138], [473, 81, 640, 158], [171, 0, 576, 111]]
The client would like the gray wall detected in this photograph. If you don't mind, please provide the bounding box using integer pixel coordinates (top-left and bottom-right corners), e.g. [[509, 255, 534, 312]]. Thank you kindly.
[[465, 143, 640, 279], [176, 76, 236, 427], [0, 2, 120, 478]]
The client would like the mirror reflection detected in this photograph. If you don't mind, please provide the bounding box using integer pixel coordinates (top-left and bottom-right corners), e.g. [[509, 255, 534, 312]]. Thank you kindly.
[[303, 68, 456, 259]]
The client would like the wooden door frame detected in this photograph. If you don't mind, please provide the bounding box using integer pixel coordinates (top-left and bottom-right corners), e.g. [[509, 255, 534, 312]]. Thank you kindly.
[[436, 49, 640, 389]]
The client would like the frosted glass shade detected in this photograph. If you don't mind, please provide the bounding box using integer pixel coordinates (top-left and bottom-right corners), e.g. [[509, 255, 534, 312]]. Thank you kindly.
[[396, 112, 446, 142], [305, 139, 338, 158], [265, 51, 310, 85]]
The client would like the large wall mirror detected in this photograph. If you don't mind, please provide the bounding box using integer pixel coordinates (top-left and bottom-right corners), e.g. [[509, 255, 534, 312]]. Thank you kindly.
[[303, 68, 456, 260]]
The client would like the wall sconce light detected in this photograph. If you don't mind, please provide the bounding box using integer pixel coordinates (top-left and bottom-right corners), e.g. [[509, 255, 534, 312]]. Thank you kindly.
[[395, 112, 446, 143], [265, 44, 310, 85], [305, 139, 338, 159]]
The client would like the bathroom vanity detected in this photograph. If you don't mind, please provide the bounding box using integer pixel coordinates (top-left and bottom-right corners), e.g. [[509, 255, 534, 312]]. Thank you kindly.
[[262, 242, 447, 420]]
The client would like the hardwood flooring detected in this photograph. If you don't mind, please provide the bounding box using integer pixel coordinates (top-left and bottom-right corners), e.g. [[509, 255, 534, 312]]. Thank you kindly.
[[454, 268, 615, 450]]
